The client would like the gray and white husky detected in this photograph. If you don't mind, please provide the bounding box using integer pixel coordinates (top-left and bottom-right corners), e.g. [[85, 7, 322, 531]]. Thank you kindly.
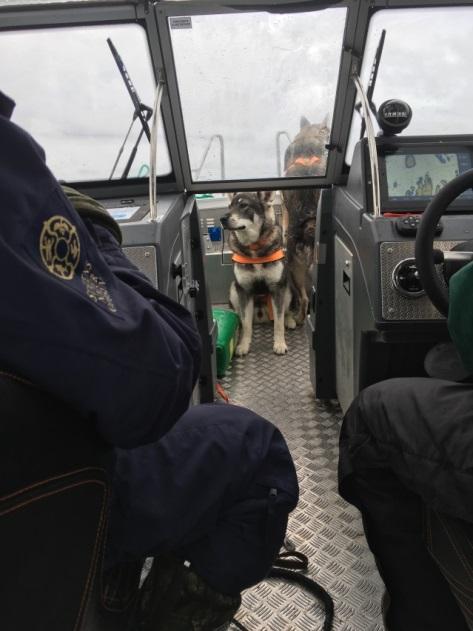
[[220, 192, 297, 356]]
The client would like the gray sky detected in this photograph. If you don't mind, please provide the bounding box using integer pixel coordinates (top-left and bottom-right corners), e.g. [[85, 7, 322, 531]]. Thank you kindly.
[[348, 6, 473, 158], [1, 3, 472, 183], [0, 7, 345, 182], [170, 9, 344, 180], [0, 22, 169, 181]]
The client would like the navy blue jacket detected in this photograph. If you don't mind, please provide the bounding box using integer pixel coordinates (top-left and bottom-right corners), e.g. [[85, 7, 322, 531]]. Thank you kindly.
[[0, 93, 201, 448]]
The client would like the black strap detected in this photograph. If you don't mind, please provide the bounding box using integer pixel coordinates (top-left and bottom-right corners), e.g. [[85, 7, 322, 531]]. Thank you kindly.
[[232, 550, 334, 631], [271, 550, 309, 571]]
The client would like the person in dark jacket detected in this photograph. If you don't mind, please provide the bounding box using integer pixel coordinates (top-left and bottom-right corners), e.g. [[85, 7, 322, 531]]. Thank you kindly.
[[0, 90, 299, 630], [338, 260, 473, 631]]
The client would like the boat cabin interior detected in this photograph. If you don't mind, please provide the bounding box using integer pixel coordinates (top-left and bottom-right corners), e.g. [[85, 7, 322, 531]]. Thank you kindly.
[[1, 0, 473, 629]]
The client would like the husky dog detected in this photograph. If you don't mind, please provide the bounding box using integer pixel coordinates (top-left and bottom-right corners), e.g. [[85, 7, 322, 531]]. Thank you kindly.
[[221, 192, 296, 356], [282, 116, 330, 324]]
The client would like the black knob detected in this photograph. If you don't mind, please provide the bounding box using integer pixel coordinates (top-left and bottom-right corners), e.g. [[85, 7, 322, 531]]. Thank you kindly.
[[393, 258, 424, 297]]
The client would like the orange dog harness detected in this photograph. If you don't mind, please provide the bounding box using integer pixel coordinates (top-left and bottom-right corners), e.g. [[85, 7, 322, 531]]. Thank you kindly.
[[232, 249, 285, 265], [285, 155, 321, 172]]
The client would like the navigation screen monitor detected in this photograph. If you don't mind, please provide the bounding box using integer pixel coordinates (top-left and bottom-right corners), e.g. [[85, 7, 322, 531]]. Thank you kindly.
[[385, 151, 473, 202]]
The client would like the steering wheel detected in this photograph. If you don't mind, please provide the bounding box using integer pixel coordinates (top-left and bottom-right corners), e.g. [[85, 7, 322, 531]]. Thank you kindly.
[[415, 168, 473, 317]]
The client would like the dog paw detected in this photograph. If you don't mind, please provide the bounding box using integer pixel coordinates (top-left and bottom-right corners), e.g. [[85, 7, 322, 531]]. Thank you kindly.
[[285, 314, 297, 330], [235, 342, 251, 356], [273, 340, 288, 355]]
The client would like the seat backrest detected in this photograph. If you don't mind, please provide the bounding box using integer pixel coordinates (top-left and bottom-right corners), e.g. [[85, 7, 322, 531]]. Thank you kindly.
[[0, 373, 113, 631]]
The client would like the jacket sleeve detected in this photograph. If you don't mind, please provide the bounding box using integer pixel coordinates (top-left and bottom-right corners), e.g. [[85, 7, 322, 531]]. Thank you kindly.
[[90, 219, 203, 412], [92, 223, 203, 446], [0, 114, 202, 449]]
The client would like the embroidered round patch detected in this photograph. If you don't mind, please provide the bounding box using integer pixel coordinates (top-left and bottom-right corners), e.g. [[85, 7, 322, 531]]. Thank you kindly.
[[40, 215, 80, 280]]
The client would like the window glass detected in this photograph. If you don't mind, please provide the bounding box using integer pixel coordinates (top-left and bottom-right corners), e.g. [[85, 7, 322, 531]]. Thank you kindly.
[[346, 7, 473, 163], [0, 23, 171, 181], [169, 9, 346, 182], [0, 1, 123, 6]]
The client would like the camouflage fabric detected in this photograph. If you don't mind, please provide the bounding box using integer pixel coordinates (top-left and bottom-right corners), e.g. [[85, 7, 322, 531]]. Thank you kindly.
[[62, 184, 122, 244], [138, 555, 241, 631], [448, 260, 473, 374]]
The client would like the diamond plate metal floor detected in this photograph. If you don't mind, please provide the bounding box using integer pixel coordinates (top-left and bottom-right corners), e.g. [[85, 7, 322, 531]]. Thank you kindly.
[[220, 323, 385, 631]]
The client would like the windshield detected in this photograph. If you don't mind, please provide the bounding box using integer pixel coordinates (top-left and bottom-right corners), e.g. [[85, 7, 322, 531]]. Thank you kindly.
[[169, 8, 346, 182], [346, 6, 473, 163], [0, 23, 171, 182]]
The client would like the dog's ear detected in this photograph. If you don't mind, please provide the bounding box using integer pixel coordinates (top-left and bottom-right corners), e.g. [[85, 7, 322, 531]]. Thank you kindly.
[[226, 192, 237, 204], [300, 116, 311, 129], [257, 191, 275, 205]]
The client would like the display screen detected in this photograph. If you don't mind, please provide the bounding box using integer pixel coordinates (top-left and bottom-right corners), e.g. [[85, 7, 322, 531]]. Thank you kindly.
[[385, 151, 473, 201], [107, 206, 141, 221]]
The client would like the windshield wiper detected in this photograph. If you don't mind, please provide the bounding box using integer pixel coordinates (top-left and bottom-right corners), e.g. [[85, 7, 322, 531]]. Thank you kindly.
[[107, 37, 152, 179], [358, 29, 386, 139]]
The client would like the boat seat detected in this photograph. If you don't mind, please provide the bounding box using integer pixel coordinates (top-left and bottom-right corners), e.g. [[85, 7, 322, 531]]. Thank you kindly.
[[0, 372, 122, 631], [424, 506, 473, 628]]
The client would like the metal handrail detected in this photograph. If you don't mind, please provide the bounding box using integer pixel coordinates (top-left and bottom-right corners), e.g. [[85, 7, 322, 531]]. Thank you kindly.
[[149, 77, 165, 222], [276, 131, 292, 177], [193, 134, 225, 181], [352, 73, 381, 217]]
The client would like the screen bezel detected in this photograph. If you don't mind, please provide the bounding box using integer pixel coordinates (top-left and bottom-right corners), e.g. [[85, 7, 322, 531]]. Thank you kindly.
[[378, 140, 473, 212]]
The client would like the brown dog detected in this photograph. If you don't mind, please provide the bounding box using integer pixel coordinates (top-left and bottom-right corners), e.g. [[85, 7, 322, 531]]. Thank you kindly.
[[282, 116, 330, 324]]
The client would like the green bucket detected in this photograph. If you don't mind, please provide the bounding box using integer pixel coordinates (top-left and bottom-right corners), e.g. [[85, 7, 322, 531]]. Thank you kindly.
[[213, 308, 240, 377]]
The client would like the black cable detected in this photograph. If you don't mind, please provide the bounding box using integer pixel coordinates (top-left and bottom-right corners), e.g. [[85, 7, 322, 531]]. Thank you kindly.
[[231, 552, 334, 631], [231, 618, 249, 631], [268, 567, 334, 631], [272, 550, 308, 571]]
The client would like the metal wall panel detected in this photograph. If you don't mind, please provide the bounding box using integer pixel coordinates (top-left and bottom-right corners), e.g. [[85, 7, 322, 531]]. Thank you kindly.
[[380, 240, 462, 321], [335, 236, 355, 414], [122, 245, 158, 288]]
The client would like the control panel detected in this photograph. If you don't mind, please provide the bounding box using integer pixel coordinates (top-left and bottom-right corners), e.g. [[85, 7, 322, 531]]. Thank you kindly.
[[380, 240, 461, 320], [394, 215, 443, 237]]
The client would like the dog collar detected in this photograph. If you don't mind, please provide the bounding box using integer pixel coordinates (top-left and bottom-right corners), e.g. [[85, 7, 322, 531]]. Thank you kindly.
[[285, 156, 321, 172], [232, 249, 285, 264]]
